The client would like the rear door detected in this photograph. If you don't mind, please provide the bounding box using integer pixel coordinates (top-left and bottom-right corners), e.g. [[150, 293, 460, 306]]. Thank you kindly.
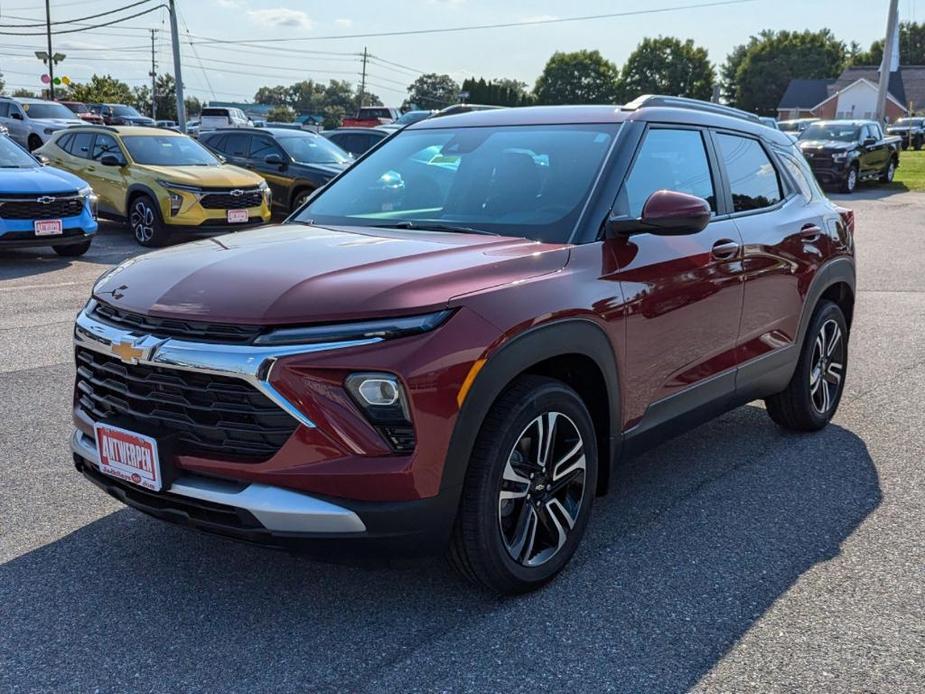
[[220, 132, 252, 167], [608, 125, 745, 425], [713, 131, 828, 392], [248, 135, 292, 209]]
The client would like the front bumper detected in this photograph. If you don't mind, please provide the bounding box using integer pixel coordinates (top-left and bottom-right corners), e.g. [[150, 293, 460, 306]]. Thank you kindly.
[[0, 213, 97, 247], [158, 186, 272, 231]]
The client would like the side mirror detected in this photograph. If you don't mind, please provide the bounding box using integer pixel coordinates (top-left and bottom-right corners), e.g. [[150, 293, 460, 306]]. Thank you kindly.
[[264, 153, 284, 166], [35, 154, 49, 165], [863, 137, 877, 147], [607, 190, 711, 237], [11, 112, 23, 121], [100, 154, 123, 167]]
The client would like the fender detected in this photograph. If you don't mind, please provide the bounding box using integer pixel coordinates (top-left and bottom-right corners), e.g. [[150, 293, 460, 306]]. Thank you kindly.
[[125, 183, 162, 218], [439, 318, 622, 495]]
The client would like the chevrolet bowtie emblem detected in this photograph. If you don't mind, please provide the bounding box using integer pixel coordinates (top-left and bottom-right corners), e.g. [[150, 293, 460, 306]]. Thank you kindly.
[[111, 340, 145, 364], [230, 189, 244, 197], [37, 196, 55, 204]]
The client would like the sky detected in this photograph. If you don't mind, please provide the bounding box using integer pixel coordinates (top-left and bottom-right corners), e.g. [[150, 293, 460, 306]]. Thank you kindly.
[[0, 0, 917, 105]]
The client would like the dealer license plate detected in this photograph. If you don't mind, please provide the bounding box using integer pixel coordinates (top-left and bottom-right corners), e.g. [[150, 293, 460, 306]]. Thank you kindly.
[[226, 209, 249, 223], [94, 423, 163, 492], [34, 219, 63, 236]]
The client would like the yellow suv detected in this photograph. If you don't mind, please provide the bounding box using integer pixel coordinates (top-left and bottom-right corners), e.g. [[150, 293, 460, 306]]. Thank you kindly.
[[38, 126, 271, 246]]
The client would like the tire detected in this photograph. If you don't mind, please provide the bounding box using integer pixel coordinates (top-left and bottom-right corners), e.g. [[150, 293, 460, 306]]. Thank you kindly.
[[448, 375, 598, 595], [129, 194, 171, 247], [914, 136, 922, 151], [53, 239, 91, 257], [27, 134, 42, 152], [879, 157, 897, 184], [765, 300, 848, 432], [839, 165, 858, 194], [290, 188, 313, 213]]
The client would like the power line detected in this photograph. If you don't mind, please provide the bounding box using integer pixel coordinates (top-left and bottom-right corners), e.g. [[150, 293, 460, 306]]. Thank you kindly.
[[186, 0, 757, 45], [0, 4, 166, 36], [0, 0, 158, 28]]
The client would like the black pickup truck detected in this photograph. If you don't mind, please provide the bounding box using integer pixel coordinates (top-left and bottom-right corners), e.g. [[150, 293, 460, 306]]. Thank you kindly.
[[886, 117, 925, 150], [798, 120, 901, 193]]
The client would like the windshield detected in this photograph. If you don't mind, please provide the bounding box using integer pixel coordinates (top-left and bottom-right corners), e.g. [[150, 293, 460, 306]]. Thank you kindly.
[[278, 134, 351, 165], [23, 102, 77, 120], [0, 136, 38, 168], [895, 118, 923, 126], [63, 102, 89, 114], [778, 121, 804, 132], [395, 111, 431, 125], [800, 124, 860, 142], [122, 135, 219, 166], [111, 105, 142, 117], [294, 123, 619, 242]]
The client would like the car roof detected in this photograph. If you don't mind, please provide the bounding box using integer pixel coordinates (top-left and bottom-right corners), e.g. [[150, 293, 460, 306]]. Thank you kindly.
[[407, 103, 795, 146], [62, 125, 181, 136], [203, 127, 319, 137], [815, 120, 870, 126], [326, 127, 392, 135]]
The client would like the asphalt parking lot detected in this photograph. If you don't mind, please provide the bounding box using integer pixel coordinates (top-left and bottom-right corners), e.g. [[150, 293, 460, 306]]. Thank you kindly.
[[1, 193, 923, 693]]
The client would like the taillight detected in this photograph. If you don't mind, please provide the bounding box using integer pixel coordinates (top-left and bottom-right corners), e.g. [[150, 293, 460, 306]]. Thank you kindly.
[[834, 205, 855, 235]]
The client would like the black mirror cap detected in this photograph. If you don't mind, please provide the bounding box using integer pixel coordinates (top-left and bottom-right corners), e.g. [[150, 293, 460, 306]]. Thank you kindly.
[[863, 137, 878, 146], [264, 153, 284, 165], [100, 154, 123, 167], [606, 190, 711, 238]]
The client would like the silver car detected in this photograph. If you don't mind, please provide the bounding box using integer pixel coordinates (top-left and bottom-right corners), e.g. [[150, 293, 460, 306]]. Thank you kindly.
[[0, 97, 83, 151]]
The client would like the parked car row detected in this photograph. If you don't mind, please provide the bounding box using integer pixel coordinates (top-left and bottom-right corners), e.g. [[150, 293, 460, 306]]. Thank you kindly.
[[796, 120, 901, 194]]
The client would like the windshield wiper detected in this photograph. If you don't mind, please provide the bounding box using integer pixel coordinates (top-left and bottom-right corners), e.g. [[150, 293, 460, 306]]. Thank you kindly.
[[372, 221, 499, 236]]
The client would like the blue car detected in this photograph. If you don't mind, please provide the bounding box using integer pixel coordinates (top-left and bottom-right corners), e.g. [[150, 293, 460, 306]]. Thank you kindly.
[[0, 135, 97, 256]]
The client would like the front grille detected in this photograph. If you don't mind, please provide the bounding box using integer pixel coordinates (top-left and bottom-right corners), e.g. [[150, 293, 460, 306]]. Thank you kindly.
[[75, 347, 299, 462], [1, 228, 85, 241], [0, 195, 83, 219], [199, 190, 262, 209], [92, 301, 264, 345]]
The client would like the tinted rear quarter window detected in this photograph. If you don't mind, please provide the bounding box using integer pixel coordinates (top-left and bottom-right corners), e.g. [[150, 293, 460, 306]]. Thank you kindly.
[[68, 132, 95, 159], [715, 133, 782, 212], [224, 133, 251, 156], [622, 128, 716, 217]]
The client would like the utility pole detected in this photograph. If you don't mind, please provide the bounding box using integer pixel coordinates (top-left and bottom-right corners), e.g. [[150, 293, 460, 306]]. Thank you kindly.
[[149, 29, 158, 120], [359, 46, 368, 109], [875, 0, 900, 123], [45, 0, 55, 99], [167, 0, 186, 132]]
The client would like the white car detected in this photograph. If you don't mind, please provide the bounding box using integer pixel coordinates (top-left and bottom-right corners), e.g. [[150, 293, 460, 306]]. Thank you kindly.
[[0, 97, 83, 151], [198, 107, 250, 135]]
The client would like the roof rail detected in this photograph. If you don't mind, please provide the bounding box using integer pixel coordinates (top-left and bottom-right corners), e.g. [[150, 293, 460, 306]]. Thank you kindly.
[[623, 94, 761, 124]]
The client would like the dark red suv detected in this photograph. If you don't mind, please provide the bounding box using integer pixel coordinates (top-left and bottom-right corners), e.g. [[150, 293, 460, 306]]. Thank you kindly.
[[72, 96, 855, 594]]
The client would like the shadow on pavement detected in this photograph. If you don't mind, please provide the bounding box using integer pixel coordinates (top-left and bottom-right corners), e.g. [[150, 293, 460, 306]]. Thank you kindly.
[[0, 406, 879, 692]]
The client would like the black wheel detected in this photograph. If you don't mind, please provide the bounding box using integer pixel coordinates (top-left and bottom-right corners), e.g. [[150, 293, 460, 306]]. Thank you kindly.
[[839, 165, 858, 193], [129, 194, 171, 247], [291, 188, 313, 212], [879, 157, 897, 183], [765, 300, 848, 432], [27, 134, 42, 152], [449, 375, 598, 595], [914, 137, 922, 151], [52, 239, 91, 256]]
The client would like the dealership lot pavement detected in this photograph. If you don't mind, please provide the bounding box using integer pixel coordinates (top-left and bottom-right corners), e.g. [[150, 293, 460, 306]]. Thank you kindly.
[[1, 195, 923, 693]]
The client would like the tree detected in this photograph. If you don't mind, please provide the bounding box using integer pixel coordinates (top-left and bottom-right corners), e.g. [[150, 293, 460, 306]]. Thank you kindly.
[[267, 104, 296, 123], [254, 85, 290, 106], [620, 37, 715, 102], [853, 21, 925, 66], [11, 88, 35, 98], [533, 50, 620, 105], [65, 74, 134, 105], [719, 42, 748, 105], [460, 77, 533, 106], [407, 73, 460, 108], [729, 30, 847, 115]]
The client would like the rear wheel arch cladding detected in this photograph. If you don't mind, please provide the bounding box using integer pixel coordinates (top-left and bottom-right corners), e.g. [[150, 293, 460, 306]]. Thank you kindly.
[[442, 319, 621, 500]]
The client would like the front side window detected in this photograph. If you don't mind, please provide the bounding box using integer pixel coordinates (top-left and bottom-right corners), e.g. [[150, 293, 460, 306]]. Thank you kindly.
[[121, 135, 219, 166], [277, 134, 351, 164], [250, 137, 285, 160], [67, 133, 95, 159], [621, 128, 716, 217], [715, 133, 782, 213], [92, 134, 122, 162], [296, 123, 619, 243]]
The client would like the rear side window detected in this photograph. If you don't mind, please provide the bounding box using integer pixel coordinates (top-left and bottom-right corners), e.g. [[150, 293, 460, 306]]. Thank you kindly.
[[622, 128, 716, 217], [715, 134, 782, 212], [67, 132, 95, 159], [0, 102, 9, 117], [224, 133, 251, 156], [56, 132, 74, 152]]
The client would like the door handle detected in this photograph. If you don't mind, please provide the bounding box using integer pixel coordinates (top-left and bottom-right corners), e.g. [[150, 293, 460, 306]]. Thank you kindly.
[[800, 223, 822, 241], [711, 239, 740, 260]]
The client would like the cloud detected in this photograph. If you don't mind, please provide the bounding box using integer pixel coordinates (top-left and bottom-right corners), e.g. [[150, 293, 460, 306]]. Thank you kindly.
[[334, 18, 353, 28], [247, 8, 313, 29], [215, 0, 243, 8], [523, 15, 558, 22]]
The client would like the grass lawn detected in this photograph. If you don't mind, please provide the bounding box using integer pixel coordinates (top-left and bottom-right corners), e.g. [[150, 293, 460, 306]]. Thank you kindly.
[[892, 149, 925, 192]]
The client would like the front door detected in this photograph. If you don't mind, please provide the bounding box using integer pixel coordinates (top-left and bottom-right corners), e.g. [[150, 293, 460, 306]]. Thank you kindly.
[[88, 134, 129, 216], [248, 135, 293, 211], [607, 126, 745, 427]]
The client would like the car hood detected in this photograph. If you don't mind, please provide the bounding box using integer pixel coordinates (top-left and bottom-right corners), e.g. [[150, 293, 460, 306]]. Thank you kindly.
[[93, 224, 570, 325], [136, 163, 264, 188], [291, 161, 347, 178], [33, 118, 83, 129], [798, 140, 854, 151], [0, 165, 88, 194]]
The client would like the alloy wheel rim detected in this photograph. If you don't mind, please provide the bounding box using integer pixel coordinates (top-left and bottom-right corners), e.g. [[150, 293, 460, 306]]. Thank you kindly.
[[498, 411, 586, 568], [887, 162, 895, 181], [847, 169, 857, 190], [130, 201, 155, 242], [809, 318, 845, 415]]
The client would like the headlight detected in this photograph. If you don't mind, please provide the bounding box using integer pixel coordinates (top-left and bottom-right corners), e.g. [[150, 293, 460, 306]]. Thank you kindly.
[[79, 186, 98, 218], [156, 179, 201, 194], [344, 372, 415, 453], [831, 152, 847, 162], [258, 180, 271, 201], [253, 309, 453, 346], [44, 127, 56, 135], [168, 192, 183, 216]]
